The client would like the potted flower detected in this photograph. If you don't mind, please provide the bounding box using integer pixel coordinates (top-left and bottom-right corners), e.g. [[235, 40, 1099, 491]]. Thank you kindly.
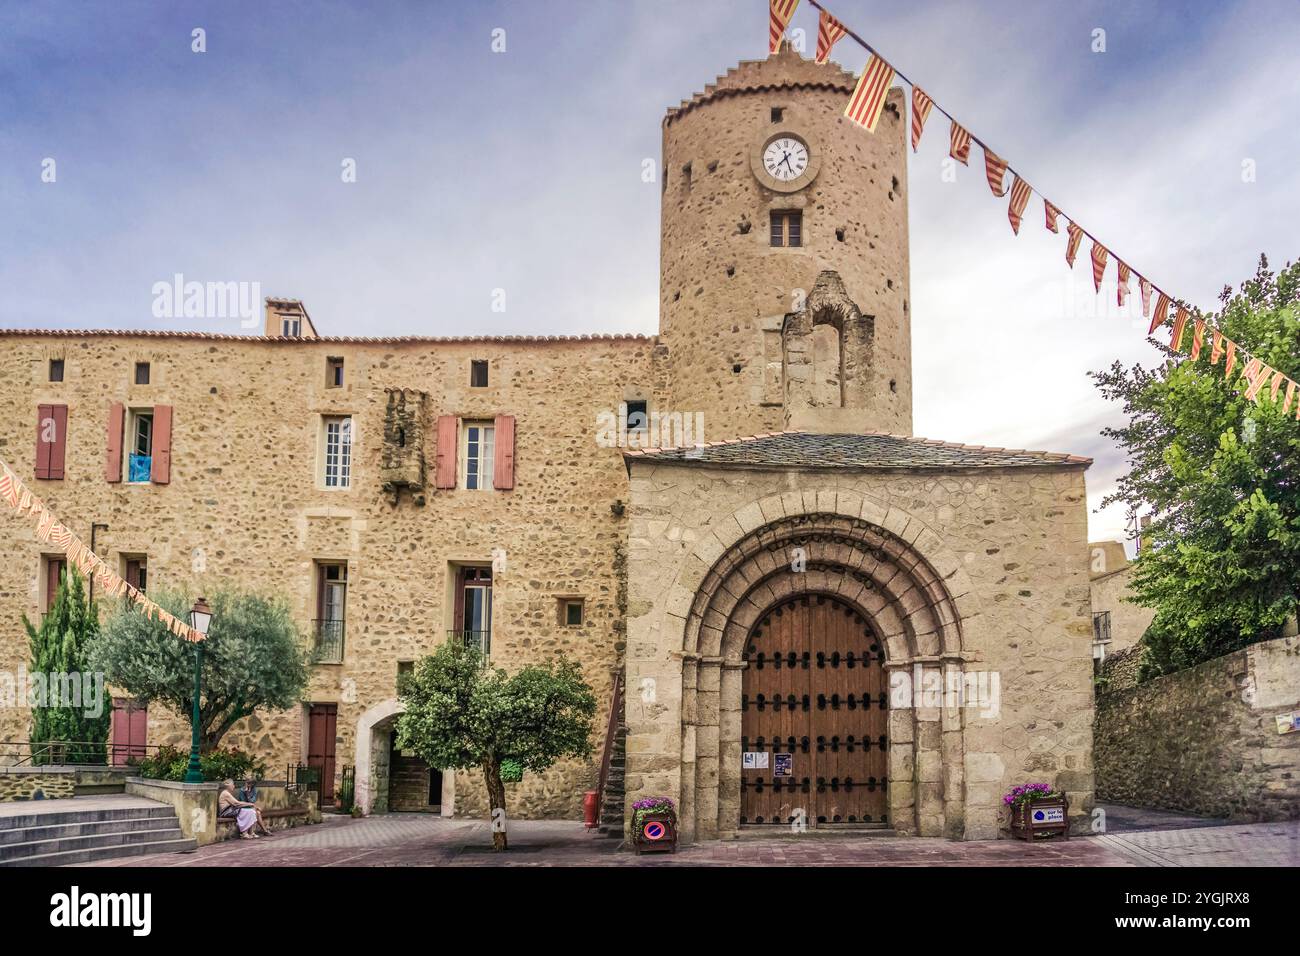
[[631, 796, 678, 854], [1005, 782, 1069, 841]]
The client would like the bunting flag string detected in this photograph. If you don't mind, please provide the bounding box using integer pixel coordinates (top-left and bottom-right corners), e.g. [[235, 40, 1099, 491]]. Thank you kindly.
[[814, 8, 847, 64], [769, 0, 800, 54], [844, 54, 894, 132], [983, 147, 1009, 198], [910, 86, 933, 152], [797, 0, 1299, 417], [1007, 176, 1032, 235], [0, 458, 204, 642]]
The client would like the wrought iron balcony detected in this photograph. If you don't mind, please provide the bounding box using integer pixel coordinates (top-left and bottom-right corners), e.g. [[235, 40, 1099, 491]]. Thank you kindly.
[[448, 629, 491, 659], [312, 619, 345, 664]]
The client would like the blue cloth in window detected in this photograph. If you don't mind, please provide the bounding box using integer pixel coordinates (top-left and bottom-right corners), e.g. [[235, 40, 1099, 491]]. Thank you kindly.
[[128, 455, 152, 482]]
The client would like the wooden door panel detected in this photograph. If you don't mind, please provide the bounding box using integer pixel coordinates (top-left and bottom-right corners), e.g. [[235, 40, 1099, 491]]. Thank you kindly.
[[742, 594, 887, 828]]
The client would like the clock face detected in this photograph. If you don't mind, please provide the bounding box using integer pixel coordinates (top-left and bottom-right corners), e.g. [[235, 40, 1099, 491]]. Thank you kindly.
[[763, 136, 810, 183]]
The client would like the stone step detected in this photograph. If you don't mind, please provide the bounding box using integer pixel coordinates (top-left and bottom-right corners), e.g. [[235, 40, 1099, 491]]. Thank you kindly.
[[0, 814, 179, 847], [1, 837, 196, 867], [0, 825, 189, 863], [0, 804, 176, 832]]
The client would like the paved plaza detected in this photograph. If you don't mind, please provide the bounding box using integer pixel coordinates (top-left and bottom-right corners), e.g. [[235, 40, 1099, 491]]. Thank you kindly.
[[76, 804, 1298, 868]]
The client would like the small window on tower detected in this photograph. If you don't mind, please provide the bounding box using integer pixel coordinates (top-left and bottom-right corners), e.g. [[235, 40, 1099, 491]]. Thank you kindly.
[[326, 357, 344, 388], [771, 107, 785, 123], [134, 362, 151, 385], [48, 359, 64, 383], [625, 400, 649, 438], [470, 360, 489, 388], [770, 210, 803, 248]]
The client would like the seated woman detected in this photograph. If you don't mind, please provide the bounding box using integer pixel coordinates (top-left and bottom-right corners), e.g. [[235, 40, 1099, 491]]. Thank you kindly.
[[218, 779, 269, 839]]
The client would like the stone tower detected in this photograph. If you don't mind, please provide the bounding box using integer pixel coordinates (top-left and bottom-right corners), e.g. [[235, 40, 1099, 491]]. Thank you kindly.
[[659, 44, 913, 437]]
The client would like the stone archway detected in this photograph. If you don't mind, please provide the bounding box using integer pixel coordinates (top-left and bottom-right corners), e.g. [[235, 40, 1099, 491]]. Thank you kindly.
[[674, 508, 975, 842], [354, 699, 403, 816]]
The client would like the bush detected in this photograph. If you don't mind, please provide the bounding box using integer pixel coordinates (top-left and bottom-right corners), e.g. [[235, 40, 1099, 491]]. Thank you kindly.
[[129, 744, 265, 782]]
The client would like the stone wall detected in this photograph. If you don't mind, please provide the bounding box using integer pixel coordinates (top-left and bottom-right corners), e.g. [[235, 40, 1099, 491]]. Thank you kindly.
[[0, 767, 76, 801], [0, 330, 655, 819], [1095, 635, 1300, 821], [624, 461, 1095, 840], [1098, 645, 1142, 694]]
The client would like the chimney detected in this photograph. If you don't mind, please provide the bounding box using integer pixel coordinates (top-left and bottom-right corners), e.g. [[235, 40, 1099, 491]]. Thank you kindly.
[[264, 298, 318, 338]]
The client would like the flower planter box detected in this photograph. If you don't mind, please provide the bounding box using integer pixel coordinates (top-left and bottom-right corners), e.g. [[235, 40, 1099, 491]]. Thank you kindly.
[[632, 811, 678, 854], [1009, 795, 1070, 841]]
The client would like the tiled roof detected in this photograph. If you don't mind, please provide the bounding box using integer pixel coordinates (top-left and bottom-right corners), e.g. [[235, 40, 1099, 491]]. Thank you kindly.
[[624, 430, 1091, 470], [0, 329, 653, 345]]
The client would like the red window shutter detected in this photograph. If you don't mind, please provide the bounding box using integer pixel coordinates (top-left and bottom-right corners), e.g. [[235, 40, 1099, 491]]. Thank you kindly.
[[35, 405, 53, 479], [105, 402, 124, 483], [435, 415, 458, 489], [151, 405, 173, 484], [493, 414, 516, 490]]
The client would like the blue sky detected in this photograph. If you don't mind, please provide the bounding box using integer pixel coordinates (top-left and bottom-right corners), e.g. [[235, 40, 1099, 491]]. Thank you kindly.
[[3, 0, 1299, 543]]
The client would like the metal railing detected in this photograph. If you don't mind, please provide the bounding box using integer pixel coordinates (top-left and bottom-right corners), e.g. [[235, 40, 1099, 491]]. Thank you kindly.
[[1092, 610, 1112, 644], [312, 619, 345, 664], [595, 670, 625, 819], [448, 629, 491, 659], [0, 739, 161, 768]]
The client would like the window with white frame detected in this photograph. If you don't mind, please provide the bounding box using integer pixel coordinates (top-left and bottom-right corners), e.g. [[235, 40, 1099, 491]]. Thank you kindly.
[[322, 416, 352, 488], [462, 421, 495, 490], [126, 409, 154, 483]]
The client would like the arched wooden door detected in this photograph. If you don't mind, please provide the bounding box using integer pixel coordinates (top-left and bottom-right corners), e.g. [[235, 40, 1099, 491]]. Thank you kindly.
[[740, 594, 888, 827]]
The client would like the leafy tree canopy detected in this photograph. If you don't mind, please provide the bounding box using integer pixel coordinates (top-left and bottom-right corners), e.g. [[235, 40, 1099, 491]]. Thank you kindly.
[[87, 587, 308, 750], [1093, 255, 1300, 678], [395, 642, 596, 849]]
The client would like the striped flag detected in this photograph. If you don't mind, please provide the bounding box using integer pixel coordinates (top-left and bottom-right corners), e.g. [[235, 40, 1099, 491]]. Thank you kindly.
[[1065, 222, 1084, 267], [1211, 330, 1225, 365], [911, 87, 933, 151], [1270, 370, 1285, 403], [1169, 307, 1188, 351], [1044, 200, 1060, 233], [1139, 277, 1153, 318], [949, 121, 972, 164], [984, 147, 1009, 197], [845, 54, 895, 133], [1244, 361, 1273, 402], [1225, 340, 1237, 378], [1190, 319, 1206, 360], [769, 0, 800, 54], [1007, 176, 1032, 235], [36, 509, 56, 542], [1090, 242, 1108, 293], [1117, 262, 1131, 307], [1284, 380, 1297, 416], [815, 9, 848, 64], [1149, 292, 1170, 335]]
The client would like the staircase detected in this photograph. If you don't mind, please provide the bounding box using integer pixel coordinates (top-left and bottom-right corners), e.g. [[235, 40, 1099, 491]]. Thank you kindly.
[[597, 724, 626, 836], [0, 797, 196, 867]]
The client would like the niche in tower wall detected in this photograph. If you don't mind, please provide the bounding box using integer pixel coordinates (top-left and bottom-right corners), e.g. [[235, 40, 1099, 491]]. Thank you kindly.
[[380, 388, 428, 506]]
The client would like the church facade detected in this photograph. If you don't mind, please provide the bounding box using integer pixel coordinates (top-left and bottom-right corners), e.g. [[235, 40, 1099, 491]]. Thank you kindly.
[[0, 47, 1095, 838]]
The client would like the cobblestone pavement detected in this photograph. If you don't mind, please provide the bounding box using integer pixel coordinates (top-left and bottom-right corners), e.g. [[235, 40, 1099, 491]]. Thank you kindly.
[[77, 809, 1299, 868], [84, 814, 1128, 867]]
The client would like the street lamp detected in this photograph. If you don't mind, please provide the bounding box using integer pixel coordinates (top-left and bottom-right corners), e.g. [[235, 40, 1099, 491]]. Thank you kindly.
[[183, 597, 213, 784]]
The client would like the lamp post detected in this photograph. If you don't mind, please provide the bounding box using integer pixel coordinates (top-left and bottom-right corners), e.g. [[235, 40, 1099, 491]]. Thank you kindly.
[[183, 597, 213, 784]]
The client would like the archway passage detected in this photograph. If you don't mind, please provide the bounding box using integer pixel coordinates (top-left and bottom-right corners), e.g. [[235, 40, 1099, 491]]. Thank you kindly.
[[740, 593, 888, 827]]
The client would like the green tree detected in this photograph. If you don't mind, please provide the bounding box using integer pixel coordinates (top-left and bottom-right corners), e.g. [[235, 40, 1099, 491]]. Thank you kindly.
[[23, 566, 110, 764], [395, 642, 596, 850], [87, 587, 309, 750], [1093, 255, 1300, 678]]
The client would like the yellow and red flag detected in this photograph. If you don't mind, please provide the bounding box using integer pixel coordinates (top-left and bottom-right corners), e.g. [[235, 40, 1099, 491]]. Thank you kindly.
[[1116, 262, 1131, 307], [1007, 176, 1032, 235], [1149, 292, 1170, 335], [845, 54, 895, 132], [1284, 380, 1297, 416], [1190, 319, 1206, 360], [911, 86, 933, 151], [1225, 340, 1238, 378], [769, 0, 800, 54], [1065, 222, 1084, 268], [1044, 200, 1060, 233], [984, 147, 1008, 197], [815, 9, 848, 64], [949, 121, 972, 164], [1169, 307, 1188, 351], [1090, 241, 1108, 293]]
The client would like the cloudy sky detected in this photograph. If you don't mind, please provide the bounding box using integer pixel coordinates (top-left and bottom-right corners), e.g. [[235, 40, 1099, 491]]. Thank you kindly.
[[3, 0, 1298, 546]]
